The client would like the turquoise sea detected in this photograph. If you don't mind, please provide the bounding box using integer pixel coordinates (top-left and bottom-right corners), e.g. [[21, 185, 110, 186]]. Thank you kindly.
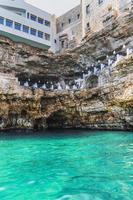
[[0, 130, 133, 200]]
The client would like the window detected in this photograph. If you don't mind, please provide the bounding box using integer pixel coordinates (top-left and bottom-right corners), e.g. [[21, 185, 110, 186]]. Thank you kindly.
[[45, 20, 50, 27], [86, 5, 90, 14], [23, 25, 29, 33], [86, 22, 91, 31], [30, 14, 37, 21], [38, 31, 43, 38], [87, 22, 90, 28], [0, 16, 4, 25], [30, 28, 36, 36], [27, 12, 30, 18], [6, 19, 13, 28], [61, 41, 64, 48], [77, 14, 80, 19], [38, 17, 43, 24], [15, 22, 21, 31], [68, 19, 71, 24], [54, 39, 57, 44], [45, 33, 50, 41], [98, 0, 104, 5], [61, 23, 64, 27], [16, 12, 22, 16]]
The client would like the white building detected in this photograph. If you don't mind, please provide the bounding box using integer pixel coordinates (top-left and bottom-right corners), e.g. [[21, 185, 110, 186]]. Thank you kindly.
[[0, 0, 55, 50]]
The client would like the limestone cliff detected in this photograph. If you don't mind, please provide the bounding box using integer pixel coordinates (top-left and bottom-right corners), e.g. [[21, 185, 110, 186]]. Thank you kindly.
[[0, 12, 132, 131], [0, 55, 132, 131]]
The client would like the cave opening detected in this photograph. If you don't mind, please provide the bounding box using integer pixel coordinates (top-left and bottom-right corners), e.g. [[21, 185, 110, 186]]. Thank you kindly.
[[21, 109, 27, 118], [34, 118, 47, 131], [46, 110, 68, 129], [8, 111, 19, 126]]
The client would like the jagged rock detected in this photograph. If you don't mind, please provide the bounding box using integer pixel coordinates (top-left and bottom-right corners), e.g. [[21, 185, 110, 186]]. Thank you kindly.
[[0, 12, 132, 131], [0, 54, 132, 131]]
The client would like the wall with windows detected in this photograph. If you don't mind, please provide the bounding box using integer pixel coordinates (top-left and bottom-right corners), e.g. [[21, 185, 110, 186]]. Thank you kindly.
[[56, 5, 81, 33], [81, 0, 120, 36], [55, 5, 82, 52], [0, 0, 54, 50], [26, 12, 51, 28]]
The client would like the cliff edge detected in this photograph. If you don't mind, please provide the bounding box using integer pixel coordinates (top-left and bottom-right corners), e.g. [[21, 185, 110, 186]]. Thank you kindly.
[[0, 12, 132, 131]]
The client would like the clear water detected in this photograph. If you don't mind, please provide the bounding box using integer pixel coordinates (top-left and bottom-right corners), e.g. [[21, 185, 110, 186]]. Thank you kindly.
[[0, 130, 133, 200]]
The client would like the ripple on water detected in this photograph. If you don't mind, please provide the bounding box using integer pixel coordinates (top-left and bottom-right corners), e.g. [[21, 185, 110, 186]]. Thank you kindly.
[[57, 193, 102, 200], [0, 131, 132, 200], [0, 187, 6, 191], [27, 180, 36, 185]]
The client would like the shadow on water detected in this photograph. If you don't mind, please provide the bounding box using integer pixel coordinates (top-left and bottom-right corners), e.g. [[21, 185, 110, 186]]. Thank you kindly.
[[0, 128, 132, 140]]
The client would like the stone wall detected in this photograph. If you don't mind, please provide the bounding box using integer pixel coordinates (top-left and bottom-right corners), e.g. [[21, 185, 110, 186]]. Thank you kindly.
[[81, 0, 133, 36], [55, 5, 82, 52], [56, 5, 81, 33], [82, 0, 119, 36]]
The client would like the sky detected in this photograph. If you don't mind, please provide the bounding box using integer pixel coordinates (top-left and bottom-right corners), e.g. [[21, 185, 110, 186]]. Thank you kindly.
[[26, 0, 80, 16]]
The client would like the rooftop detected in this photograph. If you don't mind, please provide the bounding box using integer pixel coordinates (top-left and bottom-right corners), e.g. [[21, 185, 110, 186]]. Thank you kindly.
[[26, 0, 80, 16]]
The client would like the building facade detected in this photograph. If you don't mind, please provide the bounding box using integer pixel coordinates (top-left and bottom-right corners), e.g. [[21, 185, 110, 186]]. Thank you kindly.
[[55, 5, 82, 52], [54, 0, 133, 52], [0, 0, 55, 50], [81, 0, 133, 37]]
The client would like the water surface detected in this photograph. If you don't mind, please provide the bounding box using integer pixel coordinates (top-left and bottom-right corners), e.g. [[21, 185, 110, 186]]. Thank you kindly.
[[0, 130, 133, 200]]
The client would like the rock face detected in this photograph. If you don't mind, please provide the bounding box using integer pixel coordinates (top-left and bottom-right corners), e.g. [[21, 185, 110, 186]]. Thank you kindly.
[[0, 55, 132, 131], [0, 12, 132, 131]]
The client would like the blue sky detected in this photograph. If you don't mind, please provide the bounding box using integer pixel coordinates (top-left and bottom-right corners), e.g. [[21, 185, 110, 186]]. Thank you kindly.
[[26, 0, 80, 16]]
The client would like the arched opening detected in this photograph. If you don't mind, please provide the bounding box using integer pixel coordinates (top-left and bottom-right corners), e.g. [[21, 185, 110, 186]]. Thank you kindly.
[[34, 118, 47, 130], [8, 111, 19, 127], [46, 110, 68, 129], [86, 75, 99, 89], [0, 117, 2, 123], [21, 109, 27, 118]]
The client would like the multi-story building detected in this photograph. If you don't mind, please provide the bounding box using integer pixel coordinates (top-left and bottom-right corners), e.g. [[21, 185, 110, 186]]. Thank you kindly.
[[81, 0, 133, 37], [55, 5, 82, 52], [0, 0, 55, 50]]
